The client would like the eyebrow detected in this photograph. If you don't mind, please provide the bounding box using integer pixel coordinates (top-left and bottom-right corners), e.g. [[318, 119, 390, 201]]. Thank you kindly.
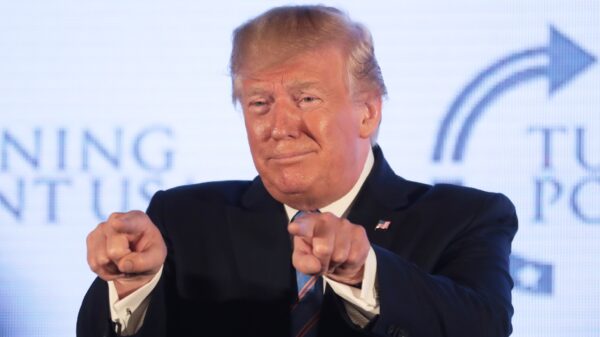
[[242, 79, 323, 98], [244, 87, 271, 97], [285, 80, 321, 92]]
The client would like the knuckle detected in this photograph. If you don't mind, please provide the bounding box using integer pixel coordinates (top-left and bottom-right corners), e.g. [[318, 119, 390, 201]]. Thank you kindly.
[[346, 250, 358, 263], [288, 222, 300, 235], [107, 212, 122, 222], [340, 219, 353, 231], [90, 256, 106, 272], [347, 247, 367, 264], [108, 213, 130, 231], [86, 232, 95, 246], [97, 255, 110, 265], [106, 246, 123, 260], [128, 210, 145, 218], [108, 219, 124, 231], [313, 243, 332, 257], [97, 220, 107, 229], [86, 225, 104, 245], [331, 251, 347, 264], [352, 224, 367, 236], [87, 258, 98, 271], [322, 212, 336, 222]]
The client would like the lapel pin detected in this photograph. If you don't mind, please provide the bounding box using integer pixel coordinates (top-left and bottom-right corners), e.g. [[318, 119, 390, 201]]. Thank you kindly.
[[375, 220, 391, 230]]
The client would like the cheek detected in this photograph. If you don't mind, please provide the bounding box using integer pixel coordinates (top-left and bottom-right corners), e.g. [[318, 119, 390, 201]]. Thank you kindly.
[[305, 109, 334, 137], [245, 116, 271, 144], [308, 108, 358, 145]]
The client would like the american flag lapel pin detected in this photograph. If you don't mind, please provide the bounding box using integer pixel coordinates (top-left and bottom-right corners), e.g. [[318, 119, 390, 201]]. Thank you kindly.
[[375, 220, 391, 230]]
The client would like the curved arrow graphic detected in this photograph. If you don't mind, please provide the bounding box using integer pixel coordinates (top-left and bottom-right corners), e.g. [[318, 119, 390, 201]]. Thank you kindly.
[[433, 25, 596, 162], [432, 48, 545, 161], [453, 66, 546, 160]]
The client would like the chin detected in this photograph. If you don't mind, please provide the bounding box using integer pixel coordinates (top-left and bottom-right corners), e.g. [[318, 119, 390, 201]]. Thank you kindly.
[[273, 179, 310, 195], [263, 175, 314, 203]]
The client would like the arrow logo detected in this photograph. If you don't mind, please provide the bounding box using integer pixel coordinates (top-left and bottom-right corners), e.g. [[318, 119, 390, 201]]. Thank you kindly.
[[432, 25, 596, 163]]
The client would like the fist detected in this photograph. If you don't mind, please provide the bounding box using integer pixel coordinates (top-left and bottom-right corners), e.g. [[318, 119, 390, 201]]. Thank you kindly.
[[288, 212, 370, 286], [86, 210, 167, 298]]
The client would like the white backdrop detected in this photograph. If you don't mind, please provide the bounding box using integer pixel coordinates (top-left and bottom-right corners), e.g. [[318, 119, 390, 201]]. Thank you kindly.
[[0, 1, 598, 336]]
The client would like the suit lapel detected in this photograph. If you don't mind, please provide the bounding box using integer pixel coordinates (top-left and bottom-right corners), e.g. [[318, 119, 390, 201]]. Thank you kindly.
[[347, 146, 418, 249], [225, 177, 294, 298]]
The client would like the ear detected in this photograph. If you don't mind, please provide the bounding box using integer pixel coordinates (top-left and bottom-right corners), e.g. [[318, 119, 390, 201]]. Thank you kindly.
[[357, 92, 382, 140]]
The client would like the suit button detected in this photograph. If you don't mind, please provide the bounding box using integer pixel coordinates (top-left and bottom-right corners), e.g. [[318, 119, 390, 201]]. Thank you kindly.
[[396, 328, 409, 337]]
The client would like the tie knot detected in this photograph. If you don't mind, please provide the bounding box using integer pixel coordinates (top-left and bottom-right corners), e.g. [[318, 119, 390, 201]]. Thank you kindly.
[[291, 210, 320, 222]]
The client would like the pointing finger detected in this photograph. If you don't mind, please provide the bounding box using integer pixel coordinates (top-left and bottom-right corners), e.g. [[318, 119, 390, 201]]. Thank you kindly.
[[106, 233, 131, 263], [107, 210, 148, 235], [87, 224, 124, 280], [288, 216, 315, 238], [311, 234, 334, 273], [292, 237, 321, 275]]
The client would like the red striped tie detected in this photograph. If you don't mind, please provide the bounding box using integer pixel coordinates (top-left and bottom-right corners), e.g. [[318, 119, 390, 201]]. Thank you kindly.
[[290, 211, 323, 337], [291, 272, 323, 337]]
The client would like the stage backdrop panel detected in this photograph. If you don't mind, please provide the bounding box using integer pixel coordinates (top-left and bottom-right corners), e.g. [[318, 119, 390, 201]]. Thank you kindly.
[[0, 1, 598, 336]]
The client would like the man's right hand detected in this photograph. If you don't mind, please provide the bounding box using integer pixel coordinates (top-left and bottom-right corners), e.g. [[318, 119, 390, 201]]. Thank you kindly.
[[86, 210, 167, 299]]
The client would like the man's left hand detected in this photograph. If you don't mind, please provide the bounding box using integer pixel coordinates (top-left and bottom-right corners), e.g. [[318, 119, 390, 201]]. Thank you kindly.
[[288, 212, 370, 286]]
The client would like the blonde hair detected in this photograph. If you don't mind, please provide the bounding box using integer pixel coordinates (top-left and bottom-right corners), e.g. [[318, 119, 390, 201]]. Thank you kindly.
[[229, 5, 387, 103]]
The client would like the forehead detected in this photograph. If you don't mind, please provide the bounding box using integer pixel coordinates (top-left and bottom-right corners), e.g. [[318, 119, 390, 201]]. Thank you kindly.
[[236, 46, 349, 96]]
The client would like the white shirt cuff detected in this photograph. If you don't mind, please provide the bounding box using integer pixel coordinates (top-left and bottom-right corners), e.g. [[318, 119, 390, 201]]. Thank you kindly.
[[323, 246, 380, 319], [108, 265, 163, 335]]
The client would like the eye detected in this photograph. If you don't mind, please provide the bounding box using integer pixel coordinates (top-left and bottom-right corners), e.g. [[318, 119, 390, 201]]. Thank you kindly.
[[249, 100, 267, 107], [247, 99, 270, 114], [298, 95, 321, 108]]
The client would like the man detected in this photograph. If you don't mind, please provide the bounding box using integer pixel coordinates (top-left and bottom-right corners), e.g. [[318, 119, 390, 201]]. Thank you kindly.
[[78, 5, 517, 337]]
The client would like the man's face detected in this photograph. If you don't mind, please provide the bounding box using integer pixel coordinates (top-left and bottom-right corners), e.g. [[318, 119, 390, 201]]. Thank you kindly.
[[237, 46, 379, 210]]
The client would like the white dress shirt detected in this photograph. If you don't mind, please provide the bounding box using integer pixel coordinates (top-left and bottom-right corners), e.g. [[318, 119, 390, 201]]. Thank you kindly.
[[108, 149, 379, 335]]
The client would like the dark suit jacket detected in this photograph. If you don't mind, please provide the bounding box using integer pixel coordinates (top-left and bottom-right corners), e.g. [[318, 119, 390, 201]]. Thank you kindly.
[[77, 147, 517, 337]]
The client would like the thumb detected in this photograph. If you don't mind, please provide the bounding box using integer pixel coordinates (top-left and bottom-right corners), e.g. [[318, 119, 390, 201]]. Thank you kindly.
[[292, 237, 322, 275], [117, 242, 166, 275]]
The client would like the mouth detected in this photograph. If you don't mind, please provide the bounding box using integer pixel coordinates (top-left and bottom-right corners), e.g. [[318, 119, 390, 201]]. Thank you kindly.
[[268, 150, 315, 164]]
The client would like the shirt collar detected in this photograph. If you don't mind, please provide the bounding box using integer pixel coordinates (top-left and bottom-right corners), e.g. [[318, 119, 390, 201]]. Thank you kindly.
[[284, 148, 375, 221]]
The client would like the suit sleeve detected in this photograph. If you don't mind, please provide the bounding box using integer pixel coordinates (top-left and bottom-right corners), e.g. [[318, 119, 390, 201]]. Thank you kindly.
[[369, 193, 518, 337], [77, 191, 169, 337]]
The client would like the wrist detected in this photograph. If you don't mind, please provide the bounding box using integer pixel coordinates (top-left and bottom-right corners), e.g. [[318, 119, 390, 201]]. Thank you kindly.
[[113, 274, 155, 299], [327, 265, 365, 286]]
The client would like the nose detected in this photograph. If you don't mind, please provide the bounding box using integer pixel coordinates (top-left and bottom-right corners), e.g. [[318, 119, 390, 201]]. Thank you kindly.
[[270, 100, 301, 140]]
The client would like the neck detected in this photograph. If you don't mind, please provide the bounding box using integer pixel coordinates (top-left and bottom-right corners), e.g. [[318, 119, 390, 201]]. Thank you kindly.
[[285, 146, 373, 211]]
